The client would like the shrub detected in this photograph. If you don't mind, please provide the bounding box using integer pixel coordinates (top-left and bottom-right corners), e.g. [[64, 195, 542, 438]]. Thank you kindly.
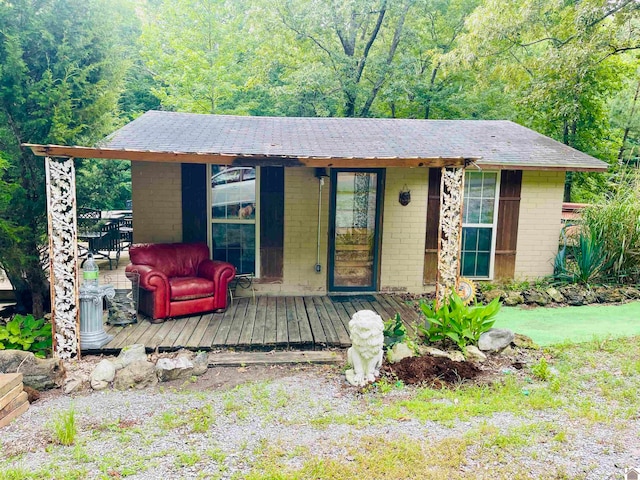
[[418, 292, 501, 350], [0, 314, 52, 358], [580, 173, 640, 283], [553, 230, 611, 285]]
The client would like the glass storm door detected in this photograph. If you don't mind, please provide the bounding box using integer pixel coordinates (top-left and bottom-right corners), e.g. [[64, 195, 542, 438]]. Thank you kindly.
[[329, 169, 383, 292]]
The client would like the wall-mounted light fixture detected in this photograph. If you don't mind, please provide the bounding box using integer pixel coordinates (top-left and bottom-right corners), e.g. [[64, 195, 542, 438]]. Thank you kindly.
[[314, 167, 329, 178], [399, 185, 411, 206]]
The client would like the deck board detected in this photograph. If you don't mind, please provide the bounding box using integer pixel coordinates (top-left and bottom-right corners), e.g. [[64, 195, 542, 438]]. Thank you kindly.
[[238, 298, 258, 347], [275, 297, 288, 345], [285, 297, 301, 345], [263, 297, 278, 345], [304, 296, 327, 346], [91, 294, 419, 353]]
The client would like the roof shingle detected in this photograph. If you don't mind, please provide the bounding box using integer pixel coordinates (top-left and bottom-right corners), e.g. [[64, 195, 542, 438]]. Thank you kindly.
[[101, 111, 607, 170]]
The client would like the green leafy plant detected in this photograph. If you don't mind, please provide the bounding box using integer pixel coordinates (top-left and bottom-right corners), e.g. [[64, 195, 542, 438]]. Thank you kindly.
[[383, 314, 408, 347], [418, 292, 501, 350], [531, 358, 552, 381], [0, 314, 52, 358], [553, 231, 611, 285]]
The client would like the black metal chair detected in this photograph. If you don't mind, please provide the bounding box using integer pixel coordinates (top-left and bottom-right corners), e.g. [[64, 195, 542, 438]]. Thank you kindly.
[[77, 208, 122, 269]]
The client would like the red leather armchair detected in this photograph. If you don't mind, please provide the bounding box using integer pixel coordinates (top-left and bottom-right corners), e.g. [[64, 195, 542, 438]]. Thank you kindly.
[[126, 243, 236, 322]]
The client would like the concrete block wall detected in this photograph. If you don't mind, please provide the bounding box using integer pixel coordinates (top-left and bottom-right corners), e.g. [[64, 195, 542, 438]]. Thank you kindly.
[[379, 168, 430, 294], [130, 161, 183, 244], [514, 170, 565, 279]]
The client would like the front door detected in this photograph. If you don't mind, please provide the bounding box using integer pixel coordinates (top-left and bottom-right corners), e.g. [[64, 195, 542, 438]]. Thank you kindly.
[[328, 169, 384, 292]]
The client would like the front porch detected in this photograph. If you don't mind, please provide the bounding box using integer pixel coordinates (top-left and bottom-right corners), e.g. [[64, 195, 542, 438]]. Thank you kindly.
[[96, 293, 421, 354]]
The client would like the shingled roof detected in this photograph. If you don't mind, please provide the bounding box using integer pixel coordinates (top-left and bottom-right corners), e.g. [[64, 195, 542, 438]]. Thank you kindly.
[[98, 111, 606, 171]]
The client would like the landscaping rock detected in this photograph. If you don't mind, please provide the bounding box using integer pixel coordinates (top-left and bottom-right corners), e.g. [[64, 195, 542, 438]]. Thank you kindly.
[[0, 350, 65, 390], [114, 360, 157, 390], [513, 333, 539, 350], [523, 289, 549, 306], [63, 373, 89, 395], [156, 356, 195, 382], [483, 289, 505, 303], [478, 328, 515, 352], [465, 346, 487, 363], [545, 287, 565, 304], [419, 346, 451, 359], [583, 289, 596, 304], [620, 287, 640, 299], [560, 285, 585, 306], [175, 350, 208, 376], [386, 343, 415, 364], [90, 359, 116, 390], [113, 344, 147, 370], [448, 351, 465, 362], [503, 292, 524, 306]]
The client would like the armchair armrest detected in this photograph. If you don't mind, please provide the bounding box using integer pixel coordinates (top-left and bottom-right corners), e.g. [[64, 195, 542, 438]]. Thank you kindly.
[[126, 263, 171, 319], [197, 260, 236, 310], [126, 264, 169, 292]]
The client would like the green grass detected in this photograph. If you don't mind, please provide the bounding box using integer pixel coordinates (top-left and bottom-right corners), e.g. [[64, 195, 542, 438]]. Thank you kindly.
[[2, 336, 640, 479], [494, 301, 640, 345], [50, 407, 77, 446]]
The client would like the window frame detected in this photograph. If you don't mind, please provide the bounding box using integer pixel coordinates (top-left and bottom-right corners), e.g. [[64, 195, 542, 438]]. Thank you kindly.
[[461, 170, 500, 280], [207, 165, 261, 278]]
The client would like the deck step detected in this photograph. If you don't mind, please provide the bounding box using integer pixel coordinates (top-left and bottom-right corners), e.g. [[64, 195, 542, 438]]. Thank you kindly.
[[208, 350, 344, 366]]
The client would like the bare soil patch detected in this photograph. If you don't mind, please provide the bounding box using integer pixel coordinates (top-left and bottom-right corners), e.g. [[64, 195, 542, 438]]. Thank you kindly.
[[382, 355, 481, 386]]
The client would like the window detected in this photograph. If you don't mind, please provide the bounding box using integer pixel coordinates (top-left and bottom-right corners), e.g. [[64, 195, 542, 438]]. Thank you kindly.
[[461, 171, 499, 278], [210, 165, 259, 275]]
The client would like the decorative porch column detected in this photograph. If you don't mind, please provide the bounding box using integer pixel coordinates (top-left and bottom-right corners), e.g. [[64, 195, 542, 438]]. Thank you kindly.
[[435, 166, 465, 307], [45, 156, 80, 359]]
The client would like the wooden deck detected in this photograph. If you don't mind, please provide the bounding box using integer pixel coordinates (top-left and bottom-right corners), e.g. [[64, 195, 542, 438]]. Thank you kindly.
[[95, 294, 420, 353]]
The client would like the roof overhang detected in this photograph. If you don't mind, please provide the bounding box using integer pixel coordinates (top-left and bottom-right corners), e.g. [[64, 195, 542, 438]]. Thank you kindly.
[[23, 144, 475, 168]]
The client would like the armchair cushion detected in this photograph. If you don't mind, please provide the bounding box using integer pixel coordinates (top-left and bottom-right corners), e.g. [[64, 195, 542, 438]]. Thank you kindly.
[[169, 277, 215, 301]]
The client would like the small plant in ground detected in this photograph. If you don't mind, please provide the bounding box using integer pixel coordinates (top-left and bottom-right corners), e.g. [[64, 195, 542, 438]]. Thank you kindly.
[[418, 292, 501, 350], [531, 357, 552, 381], [383, 313, 415, 351], [0, 314, 52, 357], [51, 406, 77, 446]]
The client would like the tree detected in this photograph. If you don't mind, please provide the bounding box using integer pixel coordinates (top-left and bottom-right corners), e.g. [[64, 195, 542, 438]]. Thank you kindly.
[[0, 0, 133, 317], [455, 0, 640, 200]]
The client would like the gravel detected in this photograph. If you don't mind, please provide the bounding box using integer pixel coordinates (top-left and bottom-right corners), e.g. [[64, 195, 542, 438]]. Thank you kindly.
[[1, 363, 640, 479]]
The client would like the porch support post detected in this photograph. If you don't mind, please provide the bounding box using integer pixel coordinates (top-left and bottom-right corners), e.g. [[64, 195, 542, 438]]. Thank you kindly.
[[45, 156, 80, 359], [435, 166, 465, 307]]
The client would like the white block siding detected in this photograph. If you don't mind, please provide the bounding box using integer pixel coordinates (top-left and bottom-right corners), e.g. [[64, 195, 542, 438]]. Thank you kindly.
[[131, 162, 183, 244], [379, 168, 430, 293], [514, 170, 565, 279], [130, 163, 564, 294]]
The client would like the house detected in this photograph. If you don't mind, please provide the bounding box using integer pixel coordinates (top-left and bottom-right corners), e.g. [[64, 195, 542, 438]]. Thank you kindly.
[[102, 111, 606, 294], [27, 111, 607, 357]]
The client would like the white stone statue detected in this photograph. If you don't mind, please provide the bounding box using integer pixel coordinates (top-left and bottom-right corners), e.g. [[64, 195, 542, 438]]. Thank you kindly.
[[345, 310, 384, 387]]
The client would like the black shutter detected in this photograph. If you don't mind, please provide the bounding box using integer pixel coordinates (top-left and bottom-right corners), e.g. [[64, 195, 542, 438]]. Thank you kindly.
[[181, 163, 207, 243]]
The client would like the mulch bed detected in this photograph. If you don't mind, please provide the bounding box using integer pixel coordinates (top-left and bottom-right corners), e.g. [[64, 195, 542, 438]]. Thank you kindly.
[[382, 355, 480, 386]]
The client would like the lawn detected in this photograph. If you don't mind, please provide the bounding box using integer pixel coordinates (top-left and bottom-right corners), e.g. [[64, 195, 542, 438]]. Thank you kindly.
[[494, 301, 640, 346], [1, 335, 640, 479]]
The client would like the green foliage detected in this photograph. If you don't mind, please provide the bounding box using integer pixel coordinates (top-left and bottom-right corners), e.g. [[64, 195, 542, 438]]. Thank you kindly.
[[0, 314, 52, 358], [0, 0, 136, 316], [553, 230, 612, 285], [383, 313, 409, 348], [580, 176, 640, 283], [51, 407, 77, 446], [418, 292, 501, 349], [531, 358, 552, 381]]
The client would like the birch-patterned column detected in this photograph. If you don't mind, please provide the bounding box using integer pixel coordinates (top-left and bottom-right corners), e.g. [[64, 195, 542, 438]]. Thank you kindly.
[[435, 166, 465, 307], [45, 156, 80, 359]]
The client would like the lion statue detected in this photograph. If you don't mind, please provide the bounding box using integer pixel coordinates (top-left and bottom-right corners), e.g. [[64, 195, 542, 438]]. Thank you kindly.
[[345, 310, 384, 387]]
